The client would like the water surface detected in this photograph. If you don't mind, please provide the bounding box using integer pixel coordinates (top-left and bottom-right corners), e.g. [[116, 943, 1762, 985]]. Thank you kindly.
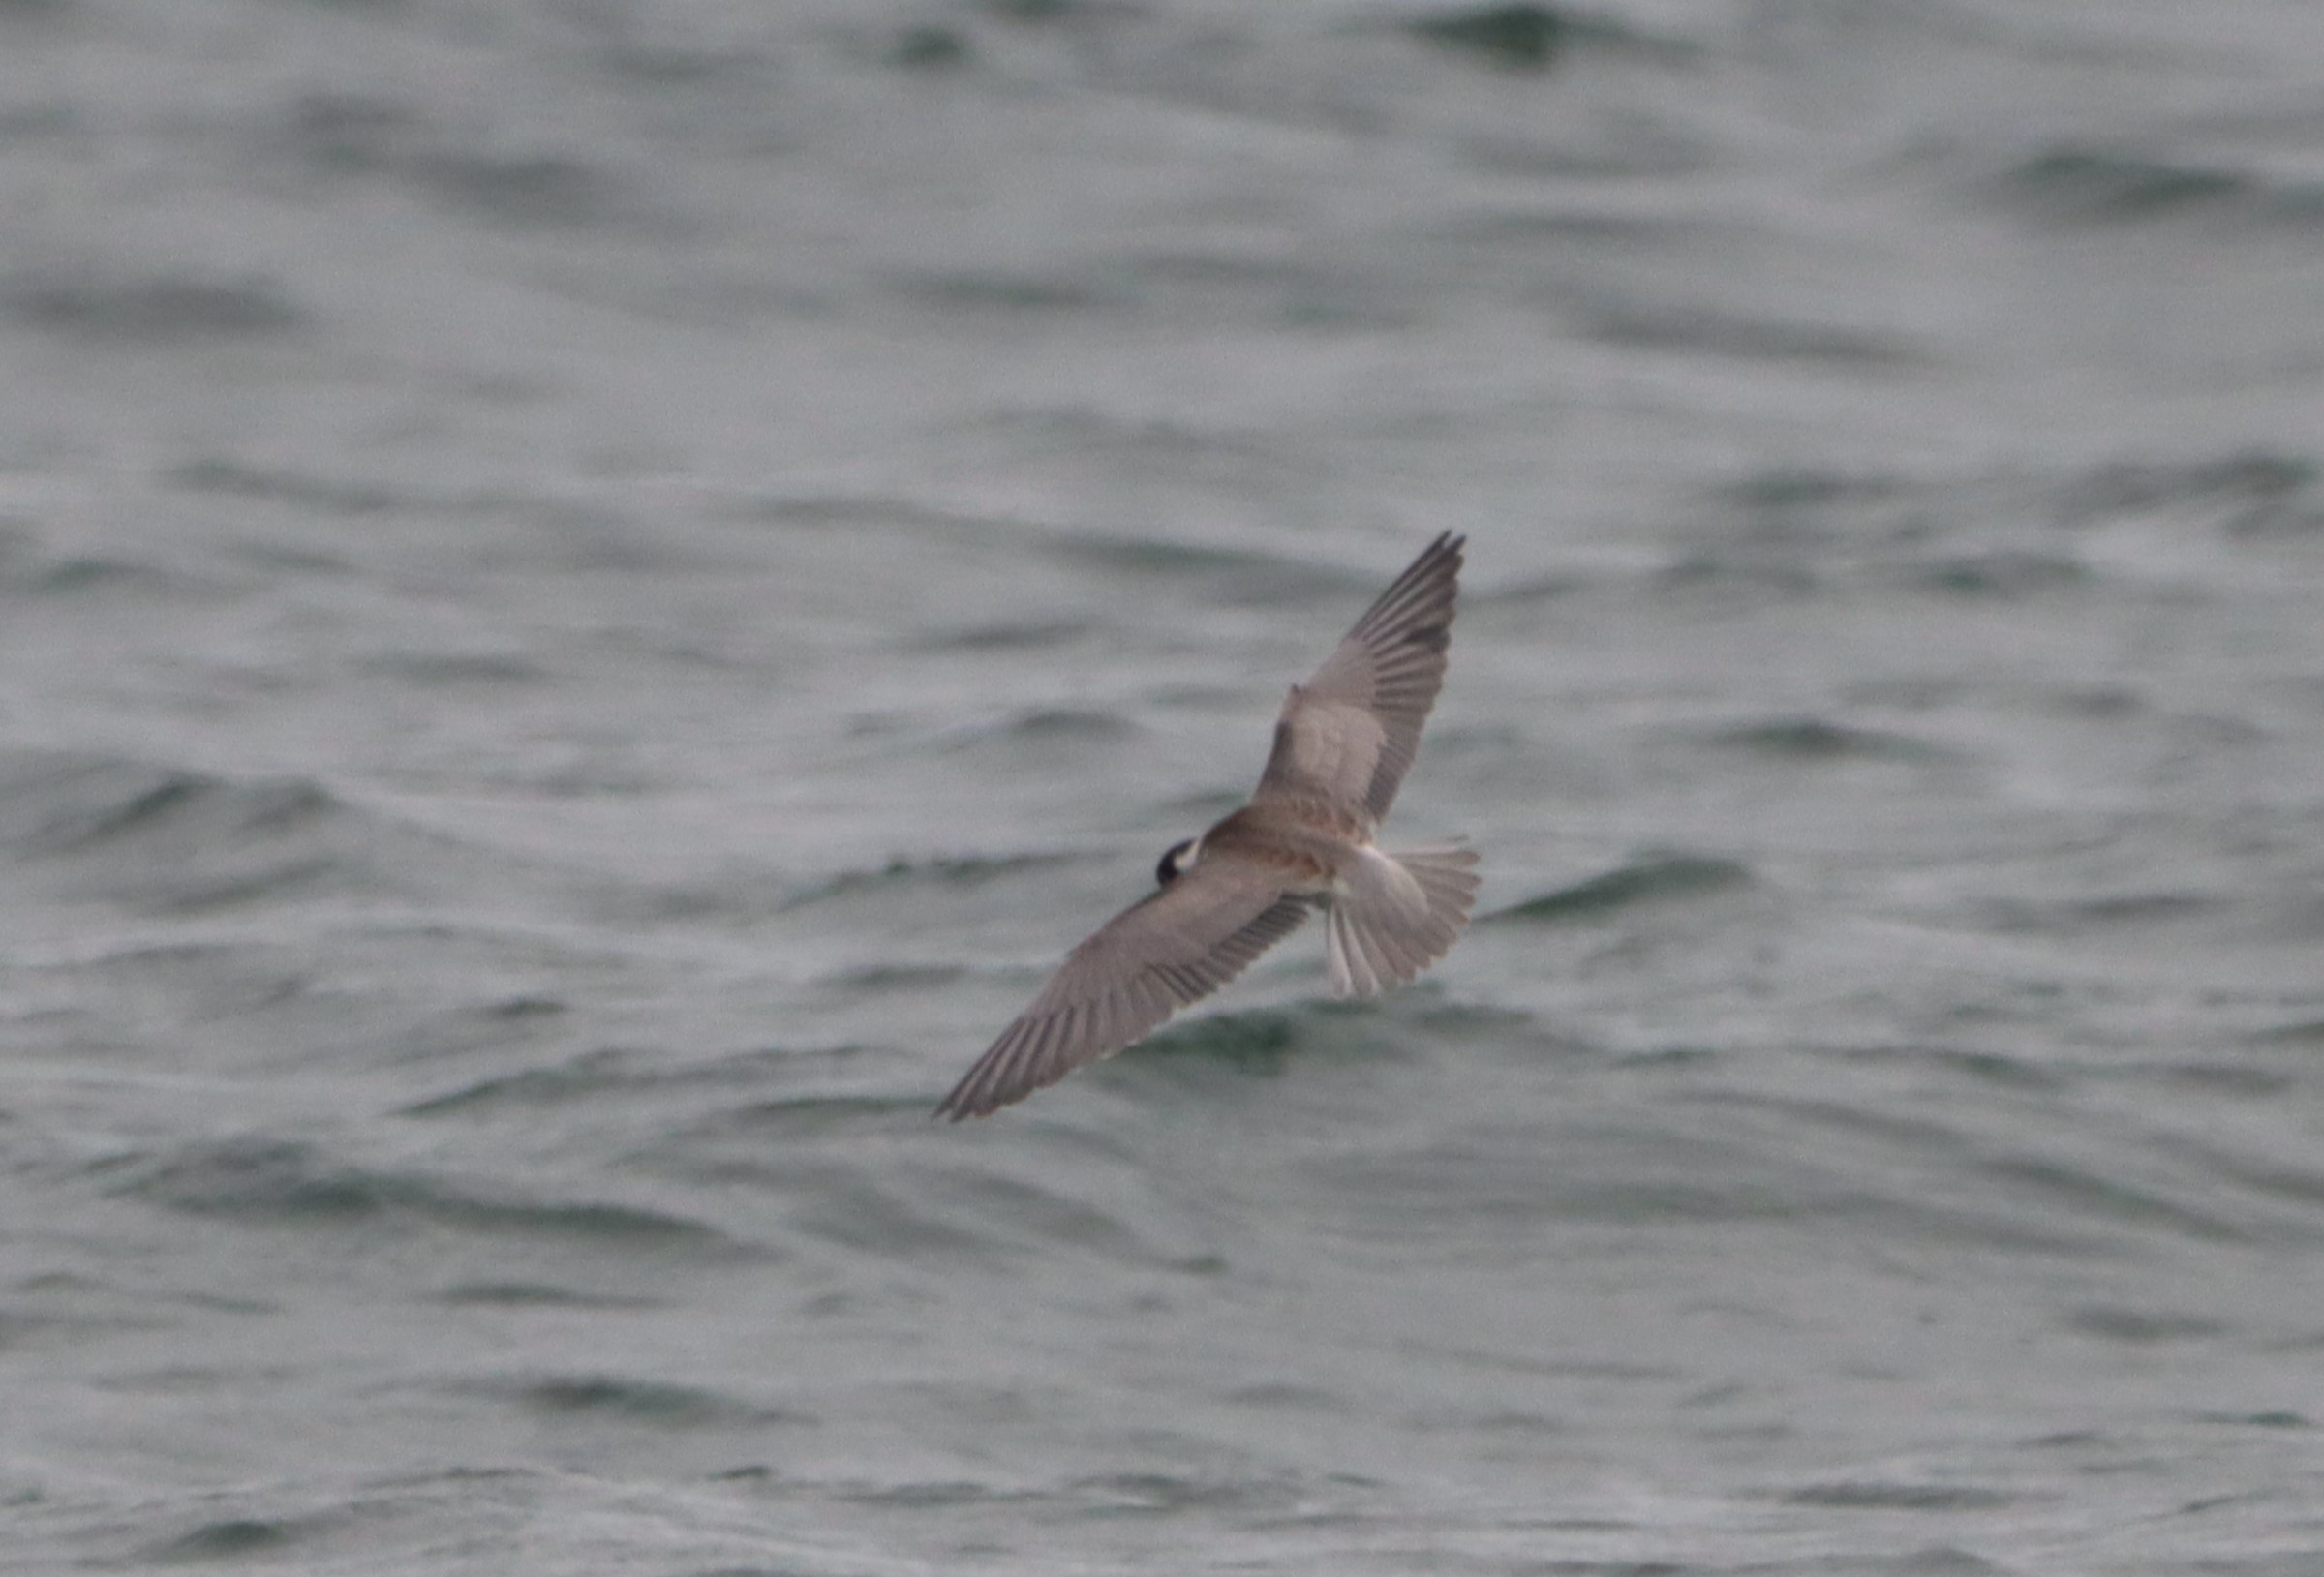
[[5, 2, 2324, 1571]]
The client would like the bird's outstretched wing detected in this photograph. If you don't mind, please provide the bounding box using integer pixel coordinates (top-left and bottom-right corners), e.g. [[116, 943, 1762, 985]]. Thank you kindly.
[[935, 861, 1310, 1120], [1254, 531, 1463, 821]]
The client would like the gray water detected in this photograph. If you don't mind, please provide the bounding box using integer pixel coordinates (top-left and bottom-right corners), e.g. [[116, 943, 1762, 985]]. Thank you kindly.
[[6, 1, 2324, 1571]]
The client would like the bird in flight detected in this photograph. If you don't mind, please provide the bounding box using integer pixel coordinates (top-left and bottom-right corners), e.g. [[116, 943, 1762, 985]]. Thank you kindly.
[[935, 531, 1478, 1120]]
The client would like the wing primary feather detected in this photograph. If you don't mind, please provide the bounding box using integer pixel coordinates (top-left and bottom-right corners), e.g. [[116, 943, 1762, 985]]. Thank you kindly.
[[1347, 531, 1462, 644], [936, 880, 1312, 1119], [1255, 532, 1464, 820]]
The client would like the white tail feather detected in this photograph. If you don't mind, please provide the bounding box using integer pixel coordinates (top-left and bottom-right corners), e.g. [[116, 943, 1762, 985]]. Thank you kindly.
[[1325, 841, 1480, 998]]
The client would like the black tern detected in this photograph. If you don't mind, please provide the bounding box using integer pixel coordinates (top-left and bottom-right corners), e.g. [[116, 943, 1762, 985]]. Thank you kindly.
[[935, 531, 1479, 1120]]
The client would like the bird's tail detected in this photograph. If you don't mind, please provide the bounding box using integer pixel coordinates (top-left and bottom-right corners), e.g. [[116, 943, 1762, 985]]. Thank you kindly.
[[1325, 841, 1481, 998]]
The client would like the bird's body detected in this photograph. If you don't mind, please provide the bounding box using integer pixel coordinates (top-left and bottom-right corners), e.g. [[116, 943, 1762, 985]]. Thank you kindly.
[[936, 531, 1477, 1120], [1199, 797, 1370, 895]]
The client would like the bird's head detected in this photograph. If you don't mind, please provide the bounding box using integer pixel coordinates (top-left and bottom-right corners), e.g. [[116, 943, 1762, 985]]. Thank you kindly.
[[1155, 835, 1201, 887]]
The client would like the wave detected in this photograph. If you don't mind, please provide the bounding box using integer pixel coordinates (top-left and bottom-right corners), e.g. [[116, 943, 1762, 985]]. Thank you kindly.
[[5, 268, 303, 343], [1494, 851, 1753, 924], [1994, 144, 2324, 229], [107, 1136, 748, 1260]]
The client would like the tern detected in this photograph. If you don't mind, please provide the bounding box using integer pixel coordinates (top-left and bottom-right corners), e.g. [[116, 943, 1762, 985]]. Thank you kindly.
[[936, 531, 1478, 1119]]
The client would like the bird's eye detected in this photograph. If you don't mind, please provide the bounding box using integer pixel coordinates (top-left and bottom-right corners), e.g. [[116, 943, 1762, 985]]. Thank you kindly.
[[1156, 838, 1195, 887]]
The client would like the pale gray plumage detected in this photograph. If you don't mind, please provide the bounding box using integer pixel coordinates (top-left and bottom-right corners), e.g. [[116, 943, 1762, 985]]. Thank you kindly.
[[934, 868, 1310, 1121], [936, 531, 1475, 1121], [1256, 528, 1461, 821]]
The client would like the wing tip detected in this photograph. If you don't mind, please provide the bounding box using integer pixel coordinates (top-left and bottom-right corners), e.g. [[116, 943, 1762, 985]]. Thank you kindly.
[[1420, 529, 1466, 569], [933, 1067, 1027, 1121], [933, 1025, 1036, 1121], [1360, 531, 1465, 637]]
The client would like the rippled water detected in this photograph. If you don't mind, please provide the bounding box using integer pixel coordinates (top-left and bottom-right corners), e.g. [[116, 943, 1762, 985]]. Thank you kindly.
[[6, 2, 2324, 1572]]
